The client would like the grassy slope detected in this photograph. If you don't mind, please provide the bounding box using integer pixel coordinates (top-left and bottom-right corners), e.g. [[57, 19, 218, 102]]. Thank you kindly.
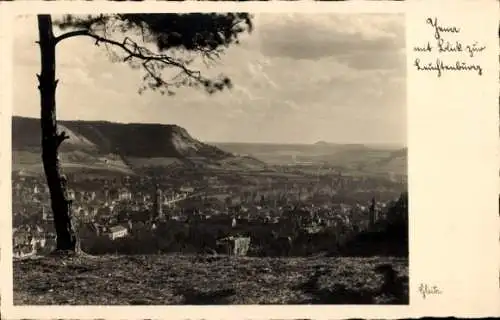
[[14, 254, 408, 305]]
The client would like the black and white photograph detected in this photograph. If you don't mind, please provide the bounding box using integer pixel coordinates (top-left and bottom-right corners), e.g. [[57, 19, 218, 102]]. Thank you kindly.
[[10, 11, 408, 305]]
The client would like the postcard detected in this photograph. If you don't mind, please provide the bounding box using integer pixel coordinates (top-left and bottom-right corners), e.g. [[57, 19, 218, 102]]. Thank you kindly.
[[0, 0, 498, 319]]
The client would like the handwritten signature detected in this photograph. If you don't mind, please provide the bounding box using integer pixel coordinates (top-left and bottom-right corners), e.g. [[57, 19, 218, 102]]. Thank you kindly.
[[418, 283, 443, 299]]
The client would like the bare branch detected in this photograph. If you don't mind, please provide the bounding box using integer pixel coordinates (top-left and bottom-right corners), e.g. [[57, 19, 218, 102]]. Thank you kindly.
[[54, 30, 89, 44], [54, 29, 213, 90]]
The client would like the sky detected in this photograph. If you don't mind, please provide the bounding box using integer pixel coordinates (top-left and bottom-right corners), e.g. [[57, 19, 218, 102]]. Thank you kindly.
[[13, 13, 406, 145]]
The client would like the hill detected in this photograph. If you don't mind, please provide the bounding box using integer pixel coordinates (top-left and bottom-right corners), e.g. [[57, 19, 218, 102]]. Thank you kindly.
[[213, 142, 407, 178], [12, 116, 266, 176]]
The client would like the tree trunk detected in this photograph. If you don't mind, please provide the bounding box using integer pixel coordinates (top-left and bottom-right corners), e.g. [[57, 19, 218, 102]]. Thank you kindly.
[[37, 14, 79, 252]]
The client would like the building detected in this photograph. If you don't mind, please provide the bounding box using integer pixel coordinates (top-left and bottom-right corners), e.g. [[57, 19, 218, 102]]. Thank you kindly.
[[67, 189, 76, 200], [152, 184, 163, 219], [108, 225, 128, 240], [180, 186, 195, 193], [41, 206, 53, 222], [118, 188, 132, 201], [13, 230, 47, 258], [217, 236, 251, 256]]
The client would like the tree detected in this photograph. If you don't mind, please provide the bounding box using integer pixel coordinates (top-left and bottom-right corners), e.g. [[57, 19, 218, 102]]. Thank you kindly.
[[36, 13, 252, 252]]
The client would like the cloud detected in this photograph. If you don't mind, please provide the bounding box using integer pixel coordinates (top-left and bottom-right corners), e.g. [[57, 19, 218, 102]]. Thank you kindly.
[[59, 67, 94, 86], [12, 13, 406, 145], [101, 72, 113, 80], [258, 13, 405, 71]]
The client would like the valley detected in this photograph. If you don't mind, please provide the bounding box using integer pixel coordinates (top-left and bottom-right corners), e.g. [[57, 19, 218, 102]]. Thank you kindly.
[[12, 116, 407, 181]]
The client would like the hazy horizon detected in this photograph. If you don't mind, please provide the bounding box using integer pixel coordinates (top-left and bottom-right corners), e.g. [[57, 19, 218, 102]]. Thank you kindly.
[[13, 13, 406, 145], [12, 114, 406, 148]]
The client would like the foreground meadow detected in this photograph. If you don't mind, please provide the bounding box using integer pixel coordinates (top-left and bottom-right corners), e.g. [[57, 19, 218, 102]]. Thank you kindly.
[[14, 254, 408, 305]]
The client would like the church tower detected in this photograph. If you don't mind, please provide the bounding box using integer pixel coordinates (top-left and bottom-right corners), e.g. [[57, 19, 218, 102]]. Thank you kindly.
[[153, 184, 163, 220], [369, 197, 377, 228]]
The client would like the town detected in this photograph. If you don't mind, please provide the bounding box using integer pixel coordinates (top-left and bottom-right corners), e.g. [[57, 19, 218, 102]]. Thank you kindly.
[[12, 167, 408, 258]]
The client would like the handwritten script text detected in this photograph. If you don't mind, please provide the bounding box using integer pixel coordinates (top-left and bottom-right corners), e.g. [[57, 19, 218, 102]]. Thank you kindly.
[[413, 17, 485, 77]]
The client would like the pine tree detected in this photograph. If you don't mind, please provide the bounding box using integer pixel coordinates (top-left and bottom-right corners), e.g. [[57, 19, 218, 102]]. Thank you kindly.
[[36, 13, 252, 252]]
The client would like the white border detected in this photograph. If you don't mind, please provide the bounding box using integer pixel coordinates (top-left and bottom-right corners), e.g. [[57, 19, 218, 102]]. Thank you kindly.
[[1, 1, 499, 319]]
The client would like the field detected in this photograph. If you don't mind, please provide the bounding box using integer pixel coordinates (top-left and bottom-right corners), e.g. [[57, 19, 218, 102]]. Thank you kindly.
[[14, 254, 408, 305]]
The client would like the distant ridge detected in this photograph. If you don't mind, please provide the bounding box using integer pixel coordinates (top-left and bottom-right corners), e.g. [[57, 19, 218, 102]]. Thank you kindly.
[[314, 140, 329, 146], [12, 116, 266, 176], [12, 116, 406, 177]]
